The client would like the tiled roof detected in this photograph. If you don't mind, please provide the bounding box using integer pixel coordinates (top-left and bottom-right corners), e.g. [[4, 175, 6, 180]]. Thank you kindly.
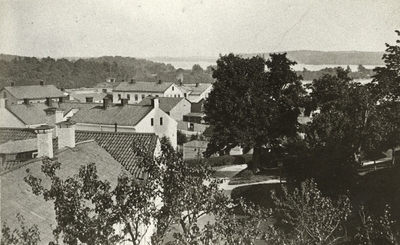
[[138, 96, 186, 112], [75, 131, 158, 177], [114, 81, 174, 93], [3, 85, 65, 99], [6, 103, 49, 125], [180, 83, 212, 95], [183, 140, 208, 148], [70, 104, 152, 126], [69, 92, 107, 102], [0, 128, 36, 144], [1, 141, 124, 244], [0, 138, 37, 154]]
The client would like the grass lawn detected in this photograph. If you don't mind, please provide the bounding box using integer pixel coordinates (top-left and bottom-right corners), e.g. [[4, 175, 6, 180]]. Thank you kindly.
[[228, 167, 282, 185]]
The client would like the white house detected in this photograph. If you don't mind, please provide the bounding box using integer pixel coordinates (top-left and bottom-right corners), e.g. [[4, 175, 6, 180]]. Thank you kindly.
[[138, 96, 191, 121], [112, 80, 184, 104], [178, 83, 213, 103], [0, 82, 66, 105]]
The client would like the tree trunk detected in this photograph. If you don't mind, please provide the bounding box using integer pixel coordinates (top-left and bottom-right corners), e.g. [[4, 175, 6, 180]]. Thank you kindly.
[[252, 144, 261, 173], [392, 148, 396, 165]]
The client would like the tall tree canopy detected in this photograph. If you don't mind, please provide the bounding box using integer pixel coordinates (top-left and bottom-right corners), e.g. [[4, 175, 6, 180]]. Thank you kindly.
[[204, 53, 304, 172]]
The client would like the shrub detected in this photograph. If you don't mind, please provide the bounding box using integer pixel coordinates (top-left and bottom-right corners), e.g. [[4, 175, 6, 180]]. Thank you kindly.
[[242, 170, 254, 180]]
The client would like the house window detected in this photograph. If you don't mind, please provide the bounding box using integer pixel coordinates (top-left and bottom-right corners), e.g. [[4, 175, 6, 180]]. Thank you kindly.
[[142, 94, 145, 99], [127, 94, 130, 100], [178, 94, 180, 97], [102, 89, 107, 93], [135, 94, 138, 101], [118, 94, 121, 100], [151, 118, 154, 126], [172, 86, 174, 91], [160, 117, 163, 125]]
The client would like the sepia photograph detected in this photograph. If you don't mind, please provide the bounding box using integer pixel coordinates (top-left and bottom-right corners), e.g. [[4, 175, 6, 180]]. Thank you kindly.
[[1, 0, 399, 244]]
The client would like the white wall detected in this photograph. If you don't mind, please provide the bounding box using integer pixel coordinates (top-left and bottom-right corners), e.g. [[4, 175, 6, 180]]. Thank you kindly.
[[164, 84, 185, 98], [135, 108, 178, 149]]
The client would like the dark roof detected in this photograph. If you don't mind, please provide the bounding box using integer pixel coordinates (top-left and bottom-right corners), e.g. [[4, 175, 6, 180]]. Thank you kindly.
[[114, 81, 174, 93], [75, 131, 158, 177], [0, 128, 158, 177], [3, 85, 65, 99], [138, 96, 187, 112], [70, 104, 152, 126], [0, 128, 36, 144], [1, 141, 124, 244], [0, 139, 37, 154]]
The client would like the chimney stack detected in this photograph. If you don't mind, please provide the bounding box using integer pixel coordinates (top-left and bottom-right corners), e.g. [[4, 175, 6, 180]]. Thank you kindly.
[[121, 98, 129, 106], [86, 97, 93, 103], [59, 96, 66, 103], [44, 108, 64, 138], [103, 97, 110, 109], [24, 98, 30, 104], [195, 83, 199, 87], [11, 82, 15, 87], [46, 97, 53, 107], [35, 125, 54, 158], [130, 78, 136, 83], [151, 97, 159, 109], [57, 121, 76, 149], [40, 80, 44, 86], [158, 79, 162, 84]]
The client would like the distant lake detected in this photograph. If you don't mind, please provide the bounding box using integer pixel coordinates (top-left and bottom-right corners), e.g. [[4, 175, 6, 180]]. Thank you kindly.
[[149, 59, 382, 71]]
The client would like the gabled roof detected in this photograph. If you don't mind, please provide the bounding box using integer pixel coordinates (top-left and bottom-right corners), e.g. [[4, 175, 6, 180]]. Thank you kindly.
[[1, 141, 124, 244], [70, 104, 152, 126], [0, 138, 37, 154], [183, 140, 208, 148], [6, 103, 49, 125], [0, 128, 36, 144], [138, 96, 188, 112], [76, 131, 158, 177], [2, 85, 65, 99], [180, 83, 212, 95], [114, 81, 174, 93]]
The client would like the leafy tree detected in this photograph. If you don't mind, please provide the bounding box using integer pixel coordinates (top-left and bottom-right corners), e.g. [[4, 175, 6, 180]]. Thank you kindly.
[[268, 179, 351, 245], [177, 130, 188, 146], [204, 53, 304, 172], [1, 213, 41, 245], [372, 30, 400, 164], [24, 158, 160, 245]]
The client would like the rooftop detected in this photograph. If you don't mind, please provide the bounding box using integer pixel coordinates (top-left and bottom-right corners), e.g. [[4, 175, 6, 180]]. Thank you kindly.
[[1, 140, 124, 243], [69, 92, 107, 102], [3, 85, 65, 99], [0, 128, 36, 144], [114, 81, 174, 93], [0, 138, 37, 154], [70, 104, 152, 126], [180, 83, 212, 95], [6, 103, 49, 125], [138, 96, 188, 112], [183, 140, 209, 148]]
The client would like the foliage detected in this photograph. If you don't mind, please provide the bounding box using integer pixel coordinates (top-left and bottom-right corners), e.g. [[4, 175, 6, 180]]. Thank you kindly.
[[297, 65, 375, 81], [204, 53, 305, 172], [177, 130, 188, 145], [269, 179, 351, 245], [24, 158, 160, 245], [1, 213, 41, 245], [241, 169, 254, 180], [0, 55, 213, 90]]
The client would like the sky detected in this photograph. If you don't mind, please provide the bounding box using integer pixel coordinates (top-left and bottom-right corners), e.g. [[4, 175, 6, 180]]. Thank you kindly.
[[1, 0, 399, 59]]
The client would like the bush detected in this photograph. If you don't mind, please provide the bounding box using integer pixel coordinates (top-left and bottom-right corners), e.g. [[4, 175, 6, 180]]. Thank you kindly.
[[242, 170, 254, 180]]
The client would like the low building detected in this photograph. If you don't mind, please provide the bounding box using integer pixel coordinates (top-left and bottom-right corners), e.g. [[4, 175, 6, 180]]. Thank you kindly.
[[0, 81, 66, 105], [138, 96, 191, 121], [1, 124, 160, 244], [183, 140, 208, 159], [179, 83, 213, 103], [112, 80, 184, 104]]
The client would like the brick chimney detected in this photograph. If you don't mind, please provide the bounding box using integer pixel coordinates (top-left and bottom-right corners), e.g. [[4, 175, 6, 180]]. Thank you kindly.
[[35, 125, 54, 158], [11, 82, 15, 87], [158, 79, 162, 84], [40, 80, 44, 86], [86, 97, 93, 103], [57, 121, 76, 149], [44, 108, 64, 138], [130, 78, 136, 84], [103, 97, 110, 109], [151, 97, 159, 109], [23, 98, 30, 104], [195, 83, 199, 87]]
